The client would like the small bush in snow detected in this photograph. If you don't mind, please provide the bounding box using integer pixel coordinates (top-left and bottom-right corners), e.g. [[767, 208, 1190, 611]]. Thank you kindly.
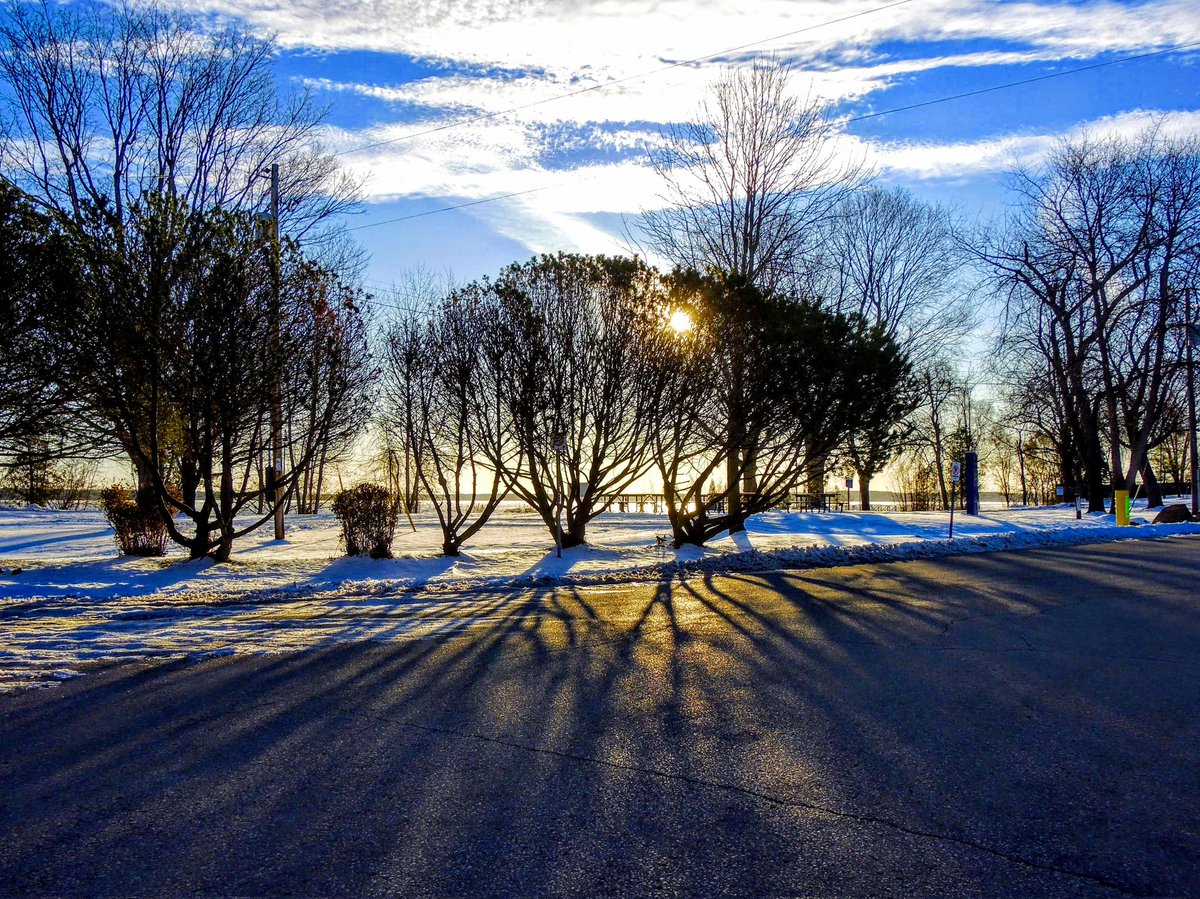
[[100, 485, 168, 556], [332, 483, 399, 558]]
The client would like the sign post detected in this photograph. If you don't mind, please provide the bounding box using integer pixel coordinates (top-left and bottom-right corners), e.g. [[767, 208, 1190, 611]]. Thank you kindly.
[[949, 461, 961, 539], [845, 476, 853, 511]]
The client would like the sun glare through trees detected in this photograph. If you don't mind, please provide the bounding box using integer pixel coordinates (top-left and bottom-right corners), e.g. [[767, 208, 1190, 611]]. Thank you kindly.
[[668, 309, 694, 333]]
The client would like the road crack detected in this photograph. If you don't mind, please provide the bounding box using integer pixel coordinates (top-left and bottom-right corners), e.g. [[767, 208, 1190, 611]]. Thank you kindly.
[[343, 710, 1153, 897]]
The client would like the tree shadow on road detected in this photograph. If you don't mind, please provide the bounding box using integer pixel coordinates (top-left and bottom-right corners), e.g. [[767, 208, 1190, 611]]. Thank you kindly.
[[2, 539, 1199, 896]]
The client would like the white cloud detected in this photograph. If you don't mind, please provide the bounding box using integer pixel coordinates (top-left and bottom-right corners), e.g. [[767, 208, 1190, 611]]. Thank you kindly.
[[196, 0, 1199, 267], [325, 104, 1200, 265], [301, 46, 1072, 132], [860, 107, 1200, 180], [194, 0, 1200, 71]]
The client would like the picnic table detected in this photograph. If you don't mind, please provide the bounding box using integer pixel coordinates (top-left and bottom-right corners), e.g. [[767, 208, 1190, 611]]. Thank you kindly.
[[790, 491, 846, 513]]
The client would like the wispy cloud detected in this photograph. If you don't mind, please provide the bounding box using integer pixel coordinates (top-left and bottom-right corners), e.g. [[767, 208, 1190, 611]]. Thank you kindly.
[[861, 107, 1200, 179], [177, 0, 1200, 268], [196, 0, 1199, 68], [301, 45, 1081, 130], [325, 106, 1200, 259]]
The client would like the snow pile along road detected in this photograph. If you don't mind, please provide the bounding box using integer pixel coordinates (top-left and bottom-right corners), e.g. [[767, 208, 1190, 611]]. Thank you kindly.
[[0, 501, 1197, 691]]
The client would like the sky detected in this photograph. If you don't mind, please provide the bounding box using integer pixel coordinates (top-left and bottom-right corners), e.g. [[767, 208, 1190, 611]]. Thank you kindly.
[[157, 0, 1200, 302], [6, 0, 1199, 492]]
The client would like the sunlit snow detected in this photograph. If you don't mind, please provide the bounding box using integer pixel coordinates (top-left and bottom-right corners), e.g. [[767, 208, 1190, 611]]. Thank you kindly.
[[1, 500, 1196, 692]]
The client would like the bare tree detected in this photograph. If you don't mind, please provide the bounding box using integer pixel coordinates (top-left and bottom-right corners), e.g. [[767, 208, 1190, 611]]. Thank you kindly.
[[382, 287, 510, 556], [982, 127, 1200, 513], [468, 254, 662, 548], [641, 60, 864, 293], [911, 364, 961, 510], [640, 60, 866, 517], [985, 417, 1019, 507], [817, 188, 964, 507], [820, 188, 970, 370], [0, 0, 362, 497], [0, 0, 358, 233]]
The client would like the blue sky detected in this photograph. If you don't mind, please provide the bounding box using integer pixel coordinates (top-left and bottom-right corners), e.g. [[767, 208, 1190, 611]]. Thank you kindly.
[[184, 0, 1199, 293]]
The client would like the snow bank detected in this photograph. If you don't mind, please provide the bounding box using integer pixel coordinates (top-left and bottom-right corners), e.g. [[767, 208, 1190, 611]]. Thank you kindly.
[[1, 502, 1197, 692]]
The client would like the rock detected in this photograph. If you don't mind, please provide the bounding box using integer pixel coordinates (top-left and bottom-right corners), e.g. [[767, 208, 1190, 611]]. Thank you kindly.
[[1152, 504, 1195, 524]]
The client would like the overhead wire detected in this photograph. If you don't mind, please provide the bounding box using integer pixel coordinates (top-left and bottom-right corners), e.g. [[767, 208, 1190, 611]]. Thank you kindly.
[[843, 40, 1200, 124], [343, 39, 1200, 234], [346, 185, 555, 232]]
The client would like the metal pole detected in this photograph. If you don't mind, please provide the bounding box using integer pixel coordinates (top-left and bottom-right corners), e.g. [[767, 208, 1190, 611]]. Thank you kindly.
[[949, 478, 956, 539], [554, 448, 563, 559], [269, 163, 285, 540], [1187, 289, 1198, 516]]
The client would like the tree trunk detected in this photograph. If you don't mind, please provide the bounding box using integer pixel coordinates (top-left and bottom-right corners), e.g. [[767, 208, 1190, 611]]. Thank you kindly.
[[858, 476, 872, 512], [1084, 429, 1107, 514], [726, 342, 744, 534], [930, 426, 948, 509], [213, 441, 235, 562], [213, 528, 233, 562], [561, 530, 586, 549], [934, 455, 949, 511], [805, 450, 826, 495], [554, 498, 589, 549], [1140, 457, 1163, 509], [312, 451, 327, 514], [190, 516, 210, 560], [726, 444, 744, 536], [180, 449, 198, 511], [132, 451, 156, 497], [742, 444, 758, 497]]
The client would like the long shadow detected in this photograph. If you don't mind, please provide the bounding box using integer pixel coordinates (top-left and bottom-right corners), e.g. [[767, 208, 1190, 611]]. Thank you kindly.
[[0, 528, 113, 554], [1, 539, 1198, 896], [0, 556, 216, 601]]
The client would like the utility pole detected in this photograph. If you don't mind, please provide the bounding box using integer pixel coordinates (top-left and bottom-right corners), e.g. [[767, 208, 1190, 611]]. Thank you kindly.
[[268, 163, 285, 540], [551, 430, 565, 559], [1187, 288, 1199, 516]]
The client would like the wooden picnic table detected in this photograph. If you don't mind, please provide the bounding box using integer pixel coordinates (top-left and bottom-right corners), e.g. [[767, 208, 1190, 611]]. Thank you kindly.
[[790, 491, 846, 513]]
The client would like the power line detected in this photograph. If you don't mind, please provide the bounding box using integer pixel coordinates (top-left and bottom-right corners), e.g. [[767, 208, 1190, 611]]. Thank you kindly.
[[845, 40, 1200, 124], [346, 184, 555, 232], [337, 0, 921, 157], [344, 40, 1200, 232]]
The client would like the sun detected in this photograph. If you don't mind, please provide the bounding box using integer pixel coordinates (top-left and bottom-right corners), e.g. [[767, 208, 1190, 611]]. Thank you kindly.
[[667, 309, 693, 333]]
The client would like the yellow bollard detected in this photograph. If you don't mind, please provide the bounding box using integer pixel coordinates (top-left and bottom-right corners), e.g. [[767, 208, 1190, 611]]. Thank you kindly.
[[1115, 489, 1130, 526]]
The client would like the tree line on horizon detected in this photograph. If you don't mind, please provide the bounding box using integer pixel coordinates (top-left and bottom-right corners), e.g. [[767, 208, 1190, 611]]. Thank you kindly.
[[0, 0, 1196, 560]]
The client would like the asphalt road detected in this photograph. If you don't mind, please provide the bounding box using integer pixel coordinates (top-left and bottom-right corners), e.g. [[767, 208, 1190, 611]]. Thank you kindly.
[[2, 538, 1198, 898]]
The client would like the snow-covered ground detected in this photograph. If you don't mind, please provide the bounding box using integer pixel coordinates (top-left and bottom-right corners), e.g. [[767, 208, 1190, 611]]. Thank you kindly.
[[1, 500, 1197, 692]]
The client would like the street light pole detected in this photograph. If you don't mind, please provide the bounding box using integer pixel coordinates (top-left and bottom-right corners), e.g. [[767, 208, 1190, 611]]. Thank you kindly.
[[268, 163, 285, 540], [551, 431, 565, 559], [1186, 288, 1198, 516]]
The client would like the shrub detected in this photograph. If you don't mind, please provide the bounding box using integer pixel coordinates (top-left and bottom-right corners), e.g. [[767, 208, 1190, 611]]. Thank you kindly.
[[331, 483, 399, 558], [100, 485, 168, 556]]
